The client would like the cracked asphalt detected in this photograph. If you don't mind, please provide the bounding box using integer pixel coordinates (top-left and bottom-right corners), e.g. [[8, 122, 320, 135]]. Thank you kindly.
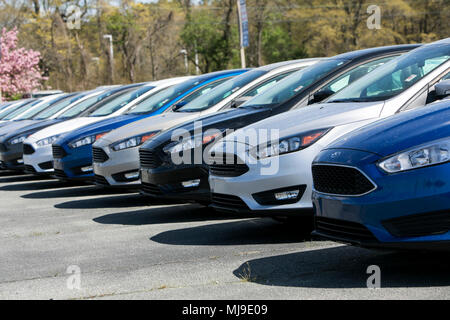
[[1, 170, 450, 300]]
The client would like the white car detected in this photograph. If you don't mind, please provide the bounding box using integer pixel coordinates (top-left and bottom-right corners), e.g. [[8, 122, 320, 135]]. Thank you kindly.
[[208, 38, 450, 218], [23, 78, 189, 174], [92, 59, 321, 187]]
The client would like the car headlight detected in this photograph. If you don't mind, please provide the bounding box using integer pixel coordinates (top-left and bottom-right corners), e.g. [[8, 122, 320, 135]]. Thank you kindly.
[[36, 135, 60, 147], [163, 131, 223, 154], [8, 135, 28, 145], [68, 132, 109, 149], [110, 131, 159, 152], [378, 138, 450, 173], [252, 128, 332, 159]]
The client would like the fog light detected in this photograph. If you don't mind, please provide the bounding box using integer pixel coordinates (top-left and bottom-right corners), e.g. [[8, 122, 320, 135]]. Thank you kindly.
[[17, 159, 24, 164], [274, 190, 299, 201], [182, 179, 201, 188], [81, 165, 93, 173], [124, 171, 139, 180]]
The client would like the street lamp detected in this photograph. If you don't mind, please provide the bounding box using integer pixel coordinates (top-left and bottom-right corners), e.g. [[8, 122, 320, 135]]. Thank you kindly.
[[180, 49, 188, 75]]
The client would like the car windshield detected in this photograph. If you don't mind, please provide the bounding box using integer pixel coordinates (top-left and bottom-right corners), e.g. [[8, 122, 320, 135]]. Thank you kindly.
[[56, 91, 112, 119], [3, 99, 43, 120], [177, 70, 267, 112], [328, 44, 450, 103], [89, 85, 154, 117], [0, 100, 33, 119], [125, 78, 206, 115], [241, 59, 348, 108], [33, 93, 83, 120], [13, 96, 69, 120]]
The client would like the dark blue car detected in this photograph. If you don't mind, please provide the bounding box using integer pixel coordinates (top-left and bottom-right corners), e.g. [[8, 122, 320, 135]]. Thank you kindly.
[[52, 69, 248, 180], [312, 96, 450, 250]]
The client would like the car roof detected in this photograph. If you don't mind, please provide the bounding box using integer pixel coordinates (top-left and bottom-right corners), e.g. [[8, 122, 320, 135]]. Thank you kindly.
[[332, 44, 421, 61]]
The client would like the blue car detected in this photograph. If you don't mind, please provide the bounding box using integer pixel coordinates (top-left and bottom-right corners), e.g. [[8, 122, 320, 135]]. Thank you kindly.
[[312, 94, 450, 250], [52, 69, 248, 180]]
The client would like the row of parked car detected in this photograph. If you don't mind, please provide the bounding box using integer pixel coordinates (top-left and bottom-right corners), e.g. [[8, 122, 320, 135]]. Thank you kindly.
[[1, 38, 449, 250]]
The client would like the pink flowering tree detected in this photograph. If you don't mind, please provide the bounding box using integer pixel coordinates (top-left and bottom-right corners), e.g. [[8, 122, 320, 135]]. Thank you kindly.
[[0, 27, 46, 100]]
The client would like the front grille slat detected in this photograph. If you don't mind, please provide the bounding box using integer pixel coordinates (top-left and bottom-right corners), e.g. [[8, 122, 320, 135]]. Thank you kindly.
[[94, 174, 109, 186], [141, 182, 163, 195], [382, 211, 450, 238], [315, 217, 378, 242], [24, 165, 36, 173], [54, 169, 67, 179], [139, 149, 161, 169], [23, 144, 35, 155], [211, 193, 249, 210], [52, 145, 66, 159], [92, 147, 109, 163], [209, 153, 249, 177], [312, 164, 376, 196]]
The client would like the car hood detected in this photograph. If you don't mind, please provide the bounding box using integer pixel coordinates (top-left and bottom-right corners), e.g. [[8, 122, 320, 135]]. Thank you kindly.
[[322, 100, 450, 157], [96, 112, 201, 146], [55, 114, 143, 145], [0, 120, 38, 137], [221, 101, 385, 147], [27, 117, 108, 142], [143, 107, 271, 149], [0, 119, 62, 141]]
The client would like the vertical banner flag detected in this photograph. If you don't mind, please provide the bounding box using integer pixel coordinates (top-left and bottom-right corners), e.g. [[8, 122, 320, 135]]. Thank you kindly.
[[239, 0, 249, 48]]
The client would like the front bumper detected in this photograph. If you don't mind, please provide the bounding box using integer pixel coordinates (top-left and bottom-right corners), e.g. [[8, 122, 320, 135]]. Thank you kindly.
[[312, 148, 450, 250], [0, 142, 24, 170], [52, 143, 94, 181], [93, 145, 141, 187], [23, 143, 54, 174], [140, 164, 211, 202], [208, 144, 322, 215]]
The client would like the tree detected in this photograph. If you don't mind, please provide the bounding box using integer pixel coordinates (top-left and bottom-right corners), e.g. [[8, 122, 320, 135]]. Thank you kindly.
[[0, 27, 45, 100]]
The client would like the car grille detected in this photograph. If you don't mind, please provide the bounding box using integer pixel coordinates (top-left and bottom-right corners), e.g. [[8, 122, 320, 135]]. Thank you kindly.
[[38, 161, 53, 170], [312, 164, 376, 196], [52, 145, 66, 159], [315, 217, 378, 242], [211, 193, 249, 211], [92, 147, 109, 163], [54, 169, 68, 179], [141, 182, 163, 196], [0, 143, 7, 152], [209, 153, 249, 177], [94, 174, 110, 186], [382, 211, 450, 238], [0, 161, 6, 169], [23, 144, 35, 155], [139, 149, 161, 169], [24, 165, 36, 173]]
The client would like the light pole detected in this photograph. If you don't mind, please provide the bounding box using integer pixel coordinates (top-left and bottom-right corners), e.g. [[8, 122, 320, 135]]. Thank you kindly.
[[103, 34, 114, 83], [180, 49, 189, 75]]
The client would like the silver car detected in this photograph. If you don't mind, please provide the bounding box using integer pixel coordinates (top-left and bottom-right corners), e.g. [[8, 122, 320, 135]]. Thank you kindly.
[[92, 59, 321, 187], [208, 38, 450, 218]]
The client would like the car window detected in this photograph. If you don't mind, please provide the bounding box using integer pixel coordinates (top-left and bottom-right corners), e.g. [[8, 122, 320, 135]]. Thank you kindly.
[[89, 86, 154, 117], [33, 93, 82, 120], [322, 56, 397, 94], [328, 44, 450, 103], [244, 71, 297, 97], [241, 59, 348, 108], [56, 92, 110, 119], [175, 78, 231, 107], [0, 100, 34, 119], [177, 70, 266, 112], [3, 99, 43, 120]]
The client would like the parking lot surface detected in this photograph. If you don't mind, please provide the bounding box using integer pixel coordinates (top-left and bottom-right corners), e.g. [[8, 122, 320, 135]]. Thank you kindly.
[[0, 171, 449, 300]]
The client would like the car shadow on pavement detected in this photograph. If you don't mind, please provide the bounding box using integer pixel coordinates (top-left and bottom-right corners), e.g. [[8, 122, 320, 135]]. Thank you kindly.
[[150, 218, 314, 245], [0, 171, 25, 177], [0, 174, 53, 184], [93, 205, 232, 226], [232, 246, 450, 288], [55, 193, 167, 209], [22, 185, 132, 199], [3, 179, 85, 192]]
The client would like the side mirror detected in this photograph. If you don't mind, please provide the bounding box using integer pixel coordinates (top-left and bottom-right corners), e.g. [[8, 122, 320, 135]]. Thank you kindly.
[[172, 101, 187, 111], [435, 80, 450, 99], [230, 96, 251, 108], [311, 89, 335, 104]]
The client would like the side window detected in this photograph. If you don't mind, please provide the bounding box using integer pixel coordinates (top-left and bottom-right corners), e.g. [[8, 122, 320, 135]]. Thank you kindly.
[[323, 56, 397, 94], [180, 78, 230, 105], [244, 71, 295, 97]]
